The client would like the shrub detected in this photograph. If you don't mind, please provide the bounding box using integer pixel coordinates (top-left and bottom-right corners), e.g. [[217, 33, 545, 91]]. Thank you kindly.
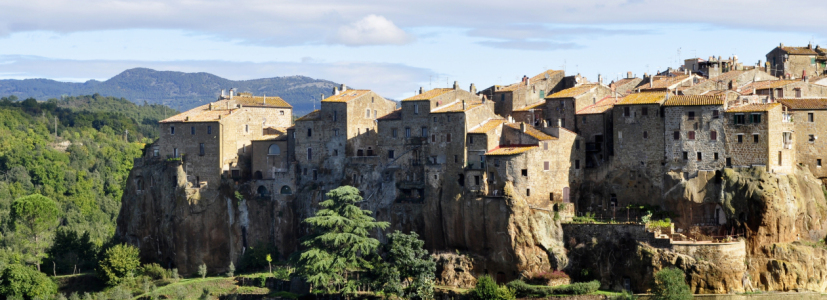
[[566, 280, 601, 295], [108, 286, 132, 300], [198, 263, 207, 278], [97, 244, 141, 286], [652, 267, 692, 300], [0, 264, 59, 299], [506, 279, 600, 298], [648, 218, 672, 230], [226, 262, 235, 277], [472, 275, 515, 300], [238, 242, 279, 272], [258, 274, 268, 288], [572, 212, 596, 223], [170, 268, 179, 281], [272, 266, 292, 280], [525, 270, 569, 283], [140, 263, 167, 280]]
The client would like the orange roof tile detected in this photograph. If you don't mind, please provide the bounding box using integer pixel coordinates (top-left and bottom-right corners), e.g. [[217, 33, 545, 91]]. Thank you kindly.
[[546, 84, 597, 99], [485, 146, 537, 156], [499, 70, 564, 92], [639, 75, 691, 90], [577, 96, 617, 114], [377, 109, 402, 121], [663, 95, 723, 106], [469, 119, 506, 134], [403, 88, 453, 101], [431, 100, 483, 113], [505, 123, 556, 141], [777, 98, 827, 110], [512, 101, 545, 112], [612, 78, 640, 88], [322, 90, 371, 103], [726, 103, 780, 113], [780, 46, 818, 55], [711, 70, 745, 82], [295, 110, 321, 121], [233, 95, 292, 108], [161, 102, 234, 123], [615, 92, 667, 106]]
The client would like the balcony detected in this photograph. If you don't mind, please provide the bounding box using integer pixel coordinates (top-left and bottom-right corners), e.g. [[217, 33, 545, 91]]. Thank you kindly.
[[405, 137, 427, 146]]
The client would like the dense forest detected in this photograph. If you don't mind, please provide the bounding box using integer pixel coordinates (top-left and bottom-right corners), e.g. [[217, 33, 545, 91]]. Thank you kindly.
[[0, 94, 171, 274], [0, 68, 337, 114]]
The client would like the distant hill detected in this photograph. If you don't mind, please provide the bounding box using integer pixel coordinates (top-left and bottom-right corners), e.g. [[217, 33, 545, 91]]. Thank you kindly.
[[0, 68, 338, 114]]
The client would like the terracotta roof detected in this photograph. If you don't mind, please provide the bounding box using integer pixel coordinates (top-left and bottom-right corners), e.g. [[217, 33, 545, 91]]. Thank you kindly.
[[512, 101, 545, 112], [485, 146, 537, 156], [777, 98, 827, 110], [614, 92, 667, 105], [322, 90, 372, 103], [779, 46, 819, 55], [232, 95, 292, 108], [726, 103, 780, 113], [469, 119, 506, 134], [403, 88, 453, 101], [161, 102, 233, 123], [640, 75, 691, 90], [711, 70, 745, 82], [295, 110, 321, 121], [431, 100, 483, 113], [753, 80, 799, 90], [499, 70, 564, 92], [663, 95, 723, 106], [546, 84, 597, 99], [505, 123, 556, 141], [612, 78, 640, 88], [376, 109, 402, 121], [577, 96, 617, 114], [255, 127, 289, 140]]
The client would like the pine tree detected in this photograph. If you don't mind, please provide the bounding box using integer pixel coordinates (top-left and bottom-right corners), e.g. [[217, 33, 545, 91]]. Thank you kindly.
[[375, 231, 436, 299], [296, 186, 389, 295]]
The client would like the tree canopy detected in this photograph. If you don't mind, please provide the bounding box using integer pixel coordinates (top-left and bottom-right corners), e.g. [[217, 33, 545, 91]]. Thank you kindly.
[[375, 231, 436, 299]]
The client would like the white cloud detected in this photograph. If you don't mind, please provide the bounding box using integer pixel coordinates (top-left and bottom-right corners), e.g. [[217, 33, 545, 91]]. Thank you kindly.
[[332, 15, 413, 46]]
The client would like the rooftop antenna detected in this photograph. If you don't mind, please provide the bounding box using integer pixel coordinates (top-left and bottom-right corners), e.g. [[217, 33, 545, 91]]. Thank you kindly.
[[677, 48, 681, 66]]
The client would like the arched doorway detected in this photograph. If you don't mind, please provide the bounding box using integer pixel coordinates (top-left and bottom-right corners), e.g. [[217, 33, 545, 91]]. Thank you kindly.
[[257, 186, 270, 197], [280, 185, 293, 195], [254, 171, 263, 179]]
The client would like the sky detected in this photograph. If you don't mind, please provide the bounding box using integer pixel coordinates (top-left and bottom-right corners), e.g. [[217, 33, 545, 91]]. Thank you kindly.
[[1, 0, 827, 100]]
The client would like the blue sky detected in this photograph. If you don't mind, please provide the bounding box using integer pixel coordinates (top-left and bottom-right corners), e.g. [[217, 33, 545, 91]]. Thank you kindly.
[[1, 0, 825, 100]]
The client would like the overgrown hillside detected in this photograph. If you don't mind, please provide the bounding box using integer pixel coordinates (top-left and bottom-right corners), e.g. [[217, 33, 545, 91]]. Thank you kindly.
[[0, 68, 337, 114], [0, 95, 173, 267]]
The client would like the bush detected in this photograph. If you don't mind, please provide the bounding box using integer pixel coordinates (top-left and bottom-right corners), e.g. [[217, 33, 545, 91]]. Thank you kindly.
[[170, 268, 179, 281], [97, 244, 141, 286], [506, 279, 600, 298], [472, 275, 515, 300], [226, 262, 235, 277], [525, 270, 569, 283], [198, 263, 207, 278], [0, 264, 58, 298], [140, 263, 167, 280], [652, 268, 692, 300], [239, 242, 279, 272]]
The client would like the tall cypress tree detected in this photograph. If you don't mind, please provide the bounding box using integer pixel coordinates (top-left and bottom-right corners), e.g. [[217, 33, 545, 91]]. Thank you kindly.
[[296, 186, 389, 295]]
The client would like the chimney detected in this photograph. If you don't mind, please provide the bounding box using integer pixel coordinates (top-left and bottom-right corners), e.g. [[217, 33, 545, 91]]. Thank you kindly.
[[462, 99, 467, 110], [340, 84, 347, 92], [598, 74, 603, 85], [808, 43, 813, 49], [229, 88, 234, 99], [627, 71, 633, 79], [419, 87, 424, 95], [649, 76, 653, 88], [520, 122, 526, 133], [542, 120, 548, 128], [557, 118, 562, 127], [780, 42, 784, 48], [220, 89, 225, 98], [453, 81, 459, 90], [469, 83, 476, 94], [508, 116, 514, 123], [333, 86, 340, 96], [803, 70, 808, 82], [209, 103, 213, 110]]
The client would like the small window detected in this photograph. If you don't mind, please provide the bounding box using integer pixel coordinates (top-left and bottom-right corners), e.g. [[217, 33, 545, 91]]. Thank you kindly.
[[737, 134, 743, 143], [642, 107, 649, 115], [374, 110, 377, 118], [697, 152, 702, 161], [809, 134, 816, 142], [333, 149, 338, 156], [170, 126, 175, 135], [795, 88, 802, 98], [734, 114, 745, 124], [688, 131, 695, 140], [495, 159, 500, 167], [561, 118, 566, 128], [712, 110, 719, 119], [421, 127, 428, 137], [576, 140, 580, 149], [392, 128, 398, 138], [307, 148, 312, 160], [643, 131, 648, 139], [469, 136, 474, 144], [190, 126, 194, 135], [710, 131, 717, 141], [173, 148, 179, 157], [433, 117, 437, 122], [544, 161, 549, 171], [688, 111, 695, 120], [474, 176, 480, 186], [575, 160, 580, 169], [753, 134, 759, 143], [245, 124, 249, 133], [714, 152, 719, 160], [521, 169, 528, 176], [153, 149, 159, 157], [447, 133, 452, 143], [199, 143, 205, 156], [414, 104, 419, 114], [280, 110, 284, 115], [268, 144, 281, 155], [818, 159, 822, 167], [526, 189, 531, 196], [673, 131, 680, 140], [809, 113, 815, 122], [333, 111, 338, 121], [624, 107, 630, 117], [307, 128, 312, 137], [680, 151, 687, 160], [207, 126, 212, 134], [454, 155, 458, 163], [334, 129, 339, 136], [366, 109, 371, 118], [405, 127, 411, 138], [750, 113, 761, 124], [431, 134, 436, 143]]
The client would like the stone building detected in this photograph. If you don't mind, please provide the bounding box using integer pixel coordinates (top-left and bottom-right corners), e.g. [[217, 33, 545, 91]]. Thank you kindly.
[[612, 92, 668, 186], [250, 127, 296, 200], [683, 56, 744, 78], [766, 43, 827, 78], [724, 103, 795, 173], [681, 69, 777, 95], [638, 73, 703, 94], [485, 70, 566, 117], [743, 80, 827, 99], [575, 96, 617, 168], [663, 95, 727, 174], [777, 98, 827, 178], [542, 84, 613, 133], [609, 73, 643, 96], [154, 91, 293, 189]]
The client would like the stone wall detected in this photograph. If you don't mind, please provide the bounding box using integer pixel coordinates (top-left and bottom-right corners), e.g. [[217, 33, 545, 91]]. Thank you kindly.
[[790, 109, 827, 178], [612, 103, 666, 188], [664, 105, 727, 173]]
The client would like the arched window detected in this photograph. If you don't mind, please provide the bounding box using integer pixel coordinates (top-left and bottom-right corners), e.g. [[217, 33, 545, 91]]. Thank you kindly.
[[136, 177, 144, 192], [357, 149, 364, 157], [254, 171, 263, 179], [268, 144, 281, 155], [280, 186, 293, 195], [367, 147, 374, 156], [257, 186, 270, 197]]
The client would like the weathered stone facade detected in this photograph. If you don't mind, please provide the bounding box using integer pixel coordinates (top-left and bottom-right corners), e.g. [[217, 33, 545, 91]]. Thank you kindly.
[[488, 70, 566, 117], [612, 92, 667, 188], [543, 84, 613, 132], [663, 96, 727, 174], [724, 103, 795, 173], [778, 99, 827, 179], [766, 43, 827, 78]]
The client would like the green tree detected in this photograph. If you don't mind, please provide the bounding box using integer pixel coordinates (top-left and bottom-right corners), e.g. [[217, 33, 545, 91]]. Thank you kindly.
[[652, 267, 692, 300], [45, 229, 98, 275], [198, 263, 207, 279], [11, 194, 59, 271], [471, 275, 515, 300], [0, 264, 58, 299], [97, 244, 141, 286], [266, 254, 272, 274], [226, 262, 235, 277], [376, 231, 436, 299], [295, 186, 389, 295]]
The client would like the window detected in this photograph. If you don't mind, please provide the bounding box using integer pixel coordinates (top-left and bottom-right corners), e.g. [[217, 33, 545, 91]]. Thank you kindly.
[[307, 148, 312, 160], [307, 128, 312, 137], [543, 142, 548, 150], [697, 152, 702, 161], [173, 148, 179, 157], [454, 155, 458, 163], [673, 131, 680, 140], [818, 159, 822, 167], [576, 140, 580, 149], [501, 94, 505, 101], [474, 176, 480, 185], [561, 118, 566, 128], [170, 126, 175, 135], [333, 111, 338, 121], [431, 134, 436, 143], [392, 128, 398, 138], [624, 107, 630, 117], [374, 110, 377, 118], [682, 151, 688, 160], [688, 111, 695, 120], [710, 131, 717, 141], [333, 149, 338, 156], [737, 134, 743, 143], [753, 134, 759, 143], [153, 149, 159, 157], [245, 125, 249, 133], [526, 189, 531, 196], [795, 88, 802, 98], [810, 134, 816, 142], [366, 109, 371, 118], [544, 161, 549, 171], [750, 113, 761, 123], [433, 117, 437, 122], [539, 90, 545, 98], [809, 113, 815, 122], [280, 110, 284, 115], [495, 159, 500, 167], [642, 107, 649, 115], [199, 143, 205, 156], [207, 126, 212, 134], [712, 110, 719, 119], [334, 129, 339, 136], [575, 160, 580, 169], [714, 152, 719, 160], [688, 131, 695, 140], [357, 149, 364, 156], [734, 114, 745, 124], [447, 133, 452, 143], [421, 127, 428, 137], [777, 89, 783, 98], [778, 151, 783, 166], [469, 136, 474, 144], [405, 127, 411, 137], [521, 169, 528, 176], [643, 131, 648, 139], [268, 144, 281, 155], [414, 104, 419, 114]]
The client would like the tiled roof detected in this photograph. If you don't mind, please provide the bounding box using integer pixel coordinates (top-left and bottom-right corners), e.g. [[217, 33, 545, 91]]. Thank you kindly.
[[161, 103, 233, 123], [469, 119, 506, 134], [777, 98, 827, 110], [726, 103, 780, 113], [640, 75, 690, 90], [485, 146, 537, 156], [663, 95, 723, 106], [711, 70, 745, 82], [612, 78, 640, 88], [780, 46, 818, 55], [512, 101, 545, 112], [614, 92, 667, 106], [499, 70, 564, 92], [754, 80, 799, 90], [295, 110, 321, 121], [505, 123, 556, 141], [403, 88, 454, 101], [233, 95, 292, 108], [322, 90, 371, 103], [546, 84, 597, 99], [431, 100, 483, 113], [577, 96, 617, 114], [376, 109, 402, 121]]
